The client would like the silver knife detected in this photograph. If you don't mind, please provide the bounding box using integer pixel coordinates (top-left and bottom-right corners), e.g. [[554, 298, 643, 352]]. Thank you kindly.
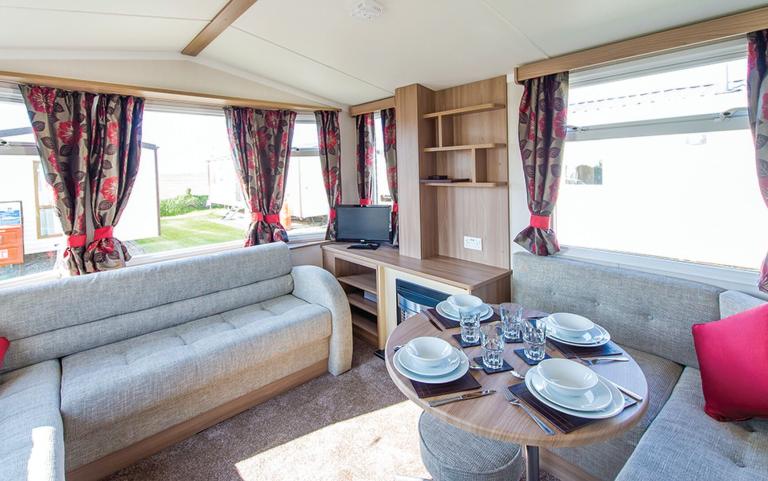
[[428, 389, 496, 407], [607, 380, 644, 402]]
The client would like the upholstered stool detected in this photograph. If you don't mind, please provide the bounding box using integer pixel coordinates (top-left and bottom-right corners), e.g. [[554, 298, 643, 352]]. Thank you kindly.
[[418, 412, 525, 481]]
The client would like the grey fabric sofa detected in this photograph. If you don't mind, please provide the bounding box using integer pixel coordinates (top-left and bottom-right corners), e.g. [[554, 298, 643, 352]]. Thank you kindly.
[[512, 252, 768, 481], [0, 242, 352, 481]]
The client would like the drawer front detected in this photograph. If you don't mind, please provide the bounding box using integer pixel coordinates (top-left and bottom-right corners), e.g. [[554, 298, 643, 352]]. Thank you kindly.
[[0, 245, 23, 266]]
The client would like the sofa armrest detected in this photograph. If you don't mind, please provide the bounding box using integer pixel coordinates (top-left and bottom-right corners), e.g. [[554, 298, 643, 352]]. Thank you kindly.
[[291, 265, 353, 375]]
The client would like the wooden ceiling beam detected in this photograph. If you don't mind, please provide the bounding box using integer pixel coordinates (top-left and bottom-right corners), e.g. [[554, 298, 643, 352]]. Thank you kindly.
[[182, 0, 259, 56], [515, 6, 768, 82]]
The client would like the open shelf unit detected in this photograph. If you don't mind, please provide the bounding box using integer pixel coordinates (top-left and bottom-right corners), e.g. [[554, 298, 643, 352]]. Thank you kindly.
[[324, 256, 382, 348], [337, 272, 376, 293], [396, 76, 510, 267], [423, 102, 505, 119], [421, 99, 508, 188], [423, 143, 505, 152], [421, 181, 507, 188]]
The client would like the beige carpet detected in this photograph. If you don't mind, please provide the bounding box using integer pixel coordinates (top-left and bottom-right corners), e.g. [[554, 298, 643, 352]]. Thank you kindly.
[[106, 344, 560, 481]]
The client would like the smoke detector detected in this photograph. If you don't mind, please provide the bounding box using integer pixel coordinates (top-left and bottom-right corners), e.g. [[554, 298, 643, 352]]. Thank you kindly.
[[351, 0, 384, 20]]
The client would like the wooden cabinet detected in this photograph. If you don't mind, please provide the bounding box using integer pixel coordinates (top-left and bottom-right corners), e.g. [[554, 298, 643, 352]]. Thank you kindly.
[[322, 243, 511, 350]]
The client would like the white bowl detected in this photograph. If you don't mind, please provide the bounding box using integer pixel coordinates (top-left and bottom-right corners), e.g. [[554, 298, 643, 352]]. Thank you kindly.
[[404, 337, 454, 369], [548, 313, 595, 335], [537, 358, 599, 398], [447, 294, 484, 314]]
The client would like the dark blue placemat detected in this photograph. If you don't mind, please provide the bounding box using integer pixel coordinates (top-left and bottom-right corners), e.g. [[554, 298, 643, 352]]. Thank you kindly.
[[472, 356, 514, 374], [452, 334, 481, 348], [514, 348, 551, 365]]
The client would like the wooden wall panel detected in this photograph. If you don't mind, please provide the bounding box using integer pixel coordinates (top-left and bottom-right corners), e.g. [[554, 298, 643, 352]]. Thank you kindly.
[[432, 76, 509, 268], [395, 84, 437, 259]]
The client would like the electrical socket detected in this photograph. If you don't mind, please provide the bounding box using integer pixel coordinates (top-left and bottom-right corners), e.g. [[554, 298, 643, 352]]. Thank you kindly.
[[463, 236, 482, 251]]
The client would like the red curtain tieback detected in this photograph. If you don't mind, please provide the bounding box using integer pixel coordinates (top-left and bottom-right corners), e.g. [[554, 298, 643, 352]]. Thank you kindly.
[[530, 214, 551, 230], [67, 234, 87, 248], [329, 208, 337, 221], [251, 212, 281, 224], [359, 198, 372, 206], [93, 226, 114, 241], [392, 202, 399, 214]]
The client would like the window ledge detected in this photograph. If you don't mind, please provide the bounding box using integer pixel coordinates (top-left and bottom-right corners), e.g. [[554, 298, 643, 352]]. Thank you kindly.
[[558, 245, 766, 299]]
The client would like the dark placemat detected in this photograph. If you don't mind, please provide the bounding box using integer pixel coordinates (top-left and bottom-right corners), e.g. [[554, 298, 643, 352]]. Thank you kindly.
[[411, 371, 481, 398], [472, 356, 514, 374], [426, 307, 499, 330], [514, 348, 552, 365], [498, 303, 550, 321], [508, 383, 638, 434], [452, 333, 481, 348], [549, 339, 624, 358]]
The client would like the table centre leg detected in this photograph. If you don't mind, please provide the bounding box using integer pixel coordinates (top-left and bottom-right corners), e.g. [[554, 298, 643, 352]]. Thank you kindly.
[[524, 445, 539, 481]]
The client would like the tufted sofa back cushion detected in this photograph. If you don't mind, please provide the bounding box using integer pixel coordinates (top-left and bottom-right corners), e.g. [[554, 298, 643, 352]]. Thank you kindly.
[[512, 252, 723, 368], [0, 242, 293, 372]]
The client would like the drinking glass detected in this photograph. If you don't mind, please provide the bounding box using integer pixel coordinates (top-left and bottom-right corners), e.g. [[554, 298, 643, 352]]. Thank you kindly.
[[500, 304, 524, 342], [480, 323, 505, 369], [459, 310, 480, 344], [523, 318, 547, 361]]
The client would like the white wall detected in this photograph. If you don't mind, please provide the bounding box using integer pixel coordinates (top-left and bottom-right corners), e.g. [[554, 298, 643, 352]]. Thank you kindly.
[[0, 58, 325, 107]]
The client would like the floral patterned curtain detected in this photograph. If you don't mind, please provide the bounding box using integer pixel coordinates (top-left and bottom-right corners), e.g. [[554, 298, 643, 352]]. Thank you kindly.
[[85, 94, 144, 272], [381, 107, 398, 245], [514, 72, 569, 256], [355, 112, 376, 205], [225, 107, 296, 245], [747, 31, 768, 293], [20, 85, 94, 275], [314, 110, 342, 240]]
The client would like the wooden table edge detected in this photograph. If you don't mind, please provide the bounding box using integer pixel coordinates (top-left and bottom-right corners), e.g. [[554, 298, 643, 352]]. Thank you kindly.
[[384, 314, 650, 449]]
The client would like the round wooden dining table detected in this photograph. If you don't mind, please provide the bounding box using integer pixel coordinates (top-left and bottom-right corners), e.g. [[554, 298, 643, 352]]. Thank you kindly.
[[384, 309, 649, 481]]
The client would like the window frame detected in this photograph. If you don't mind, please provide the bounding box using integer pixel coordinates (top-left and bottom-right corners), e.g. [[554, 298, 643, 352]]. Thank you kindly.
[[556, 41, 767, 297]]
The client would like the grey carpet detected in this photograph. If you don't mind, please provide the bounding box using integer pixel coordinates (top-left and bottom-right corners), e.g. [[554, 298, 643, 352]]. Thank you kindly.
[[106, 343, 560, 481]]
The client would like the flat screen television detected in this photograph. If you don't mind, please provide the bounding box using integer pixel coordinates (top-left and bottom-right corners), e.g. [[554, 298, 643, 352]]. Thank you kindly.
[[336, 205, 391, 249]]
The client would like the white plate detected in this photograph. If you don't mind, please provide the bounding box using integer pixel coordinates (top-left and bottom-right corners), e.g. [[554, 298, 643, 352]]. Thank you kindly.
[[525, 367, 625, 419], [399, 347, 462, 376], [394, 348, 469, 384], [530, 367, 613, 411], [546, 321, 611, 347], [436, 301, 493, 321]]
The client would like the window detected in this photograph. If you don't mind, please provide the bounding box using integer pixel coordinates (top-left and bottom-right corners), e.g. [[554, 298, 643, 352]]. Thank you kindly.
[[284, 116, 329, 238], [125, 109, 241, 256], [373, 113, 393, 205], [0, 96, 61, 281], [557, 42, 768, 270], [0, 97, 332, 285]]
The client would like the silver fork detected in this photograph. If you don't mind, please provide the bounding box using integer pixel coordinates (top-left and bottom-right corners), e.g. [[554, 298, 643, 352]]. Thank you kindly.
[[469, 361, 525, 380], [503, 389, 556, 435]]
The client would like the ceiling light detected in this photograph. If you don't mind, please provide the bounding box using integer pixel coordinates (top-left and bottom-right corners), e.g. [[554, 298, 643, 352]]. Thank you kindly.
[[350, 0, 384, 20]]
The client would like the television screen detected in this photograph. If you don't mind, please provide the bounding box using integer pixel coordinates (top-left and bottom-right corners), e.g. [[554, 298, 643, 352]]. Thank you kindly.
[[336, 205, 391, 243]]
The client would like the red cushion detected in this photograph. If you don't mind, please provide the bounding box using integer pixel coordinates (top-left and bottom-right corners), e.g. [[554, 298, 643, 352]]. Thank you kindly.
[[692, 303, 768, 421], [0, 337, 8, 369]]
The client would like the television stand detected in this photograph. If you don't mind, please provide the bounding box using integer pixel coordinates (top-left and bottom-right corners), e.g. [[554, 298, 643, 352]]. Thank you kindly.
[[347, 242, 380, 250]]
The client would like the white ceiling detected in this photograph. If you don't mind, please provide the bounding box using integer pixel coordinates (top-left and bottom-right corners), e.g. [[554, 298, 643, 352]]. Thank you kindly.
[[0, 0, 766, 106]]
